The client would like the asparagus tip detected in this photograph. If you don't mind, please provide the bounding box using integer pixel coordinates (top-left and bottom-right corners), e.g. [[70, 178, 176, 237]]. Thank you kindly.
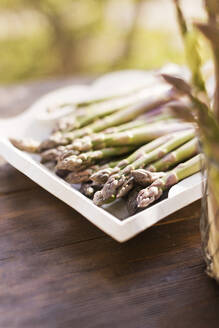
[[93, 190, 105, 206], [10, 137, 40, 153], [137, 185, 163, 208], [132, 169, 165, 186], [116, 177, 135, 198]]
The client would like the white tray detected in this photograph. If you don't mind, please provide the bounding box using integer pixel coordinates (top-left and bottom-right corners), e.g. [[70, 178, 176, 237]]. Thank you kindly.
[[0, 69, 203, 242]]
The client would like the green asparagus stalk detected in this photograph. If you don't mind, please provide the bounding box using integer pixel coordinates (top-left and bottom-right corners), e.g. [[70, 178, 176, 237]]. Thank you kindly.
[[27, 111, 173, 154], [164, 1, 219, 282], [57, 85, 171, 132], [67, 80, 160, 109], [103, 112, 174, 134], [93, 129, 195, 205], [166, 99, 196, 122], [52, 62, 190, 118], [103, 119, 147, 134], [90, 134, 175, 184], [116, 129, 195, 175], [40, 84, 177, 150], [170, 0, 219, 156], [54, 85, 148, 123], [173, 0, 206, 94], [196, 0, 219, 282], [147, 137, 199, 172], [56, 146, 135, 171], [137, 154, 204, 208], [57, 91, 146, 132], [162, 74, 219, 156], [196, 22, 219, 119], [117, 138, 198, 197], [116, 134, 199, 198], [72, 121, 194, 152], [56, 110, 175, 157], [131, 137, 199, 186]]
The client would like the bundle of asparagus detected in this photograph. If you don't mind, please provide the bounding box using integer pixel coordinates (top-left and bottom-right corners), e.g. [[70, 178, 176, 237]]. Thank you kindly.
[[92, 130, 198, 206], [10, 62, 203, 228], [162, 0, 219, 281]]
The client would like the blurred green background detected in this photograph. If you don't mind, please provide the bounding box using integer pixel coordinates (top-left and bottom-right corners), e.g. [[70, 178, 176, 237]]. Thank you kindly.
[[0, 0, 205, 84]]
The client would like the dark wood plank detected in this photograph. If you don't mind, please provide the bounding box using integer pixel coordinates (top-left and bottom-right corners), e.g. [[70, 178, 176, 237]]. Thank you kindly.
[[0, 188, 105, 258], [0, 163, 37, 194], [0, 204, 218, 328], [0, 183, 200, 257]]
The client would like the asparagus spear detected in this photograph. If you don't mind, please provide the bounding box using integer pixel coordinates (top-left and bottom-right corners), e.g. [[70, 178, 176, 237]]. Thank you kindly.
[[90, 166, 120, 185], [166, 99, 195, 122], [162, 74, 219, 160], [66, 165, 102, 184], [65, 159, 120, 184], [137, 154, 204, 208], [90, 134, 175, 184], [50, 63, 189, 118], [102, 112, 174, 134], [59, 79, 160, 112], [12, 112, 174, 155], [80, 182, 103, 199], [72, 121, 194, 152], [10, 138, 40, 153], [116, 138, 199, 198], [57, 85, 171, 132], [172, 0, 219, 281], [102, 119, 147, 134], [93, 129, 195, 205], [56, 91, 146, 132], [56, 146, 135, 171], [126, 186, 143, 216], [60, 118, 175, 159], [54, 86, 149, 126], [116, 134, 199, 198], [40, 84, 177, 150], [173, 0, 206, 94], [92, 191, 115, 206], [131, 137, 199, 186], [132, 170, 166, 187], [147, 137, 199, 172], [44, 161, 57, 172], [196, 21, 219, 119], [40, 146, 70, 163]]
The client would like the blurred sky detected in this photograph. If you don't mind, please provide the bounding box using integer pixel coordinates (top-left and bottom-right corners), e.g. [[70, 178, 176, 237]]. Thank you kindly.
[[0, 0, 206, 84]]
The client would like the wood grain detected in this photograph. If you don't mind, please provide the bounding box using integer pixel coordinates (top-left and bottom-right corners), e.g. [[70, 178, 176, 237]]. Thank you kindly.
[[0, 78, 218, 328]]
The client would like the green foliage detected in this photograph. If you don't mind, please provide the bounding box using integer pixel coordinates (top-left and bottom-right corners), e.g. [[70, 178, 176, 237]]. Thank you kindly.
[[0, 0, 207, 84], [0, 33, 58, 83], [127, 29, 185, 70]]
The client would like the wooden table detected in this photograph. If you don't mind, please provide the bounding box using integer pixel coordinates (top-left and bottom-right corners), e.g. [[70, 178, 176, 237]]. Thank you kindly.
[[0, 78, 219, 328]]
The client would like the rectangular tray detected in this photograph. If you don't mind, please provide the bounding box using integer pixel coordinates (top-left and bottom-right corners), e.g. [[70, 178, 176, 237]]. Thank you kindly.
[[0, 78, 203, 242]]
